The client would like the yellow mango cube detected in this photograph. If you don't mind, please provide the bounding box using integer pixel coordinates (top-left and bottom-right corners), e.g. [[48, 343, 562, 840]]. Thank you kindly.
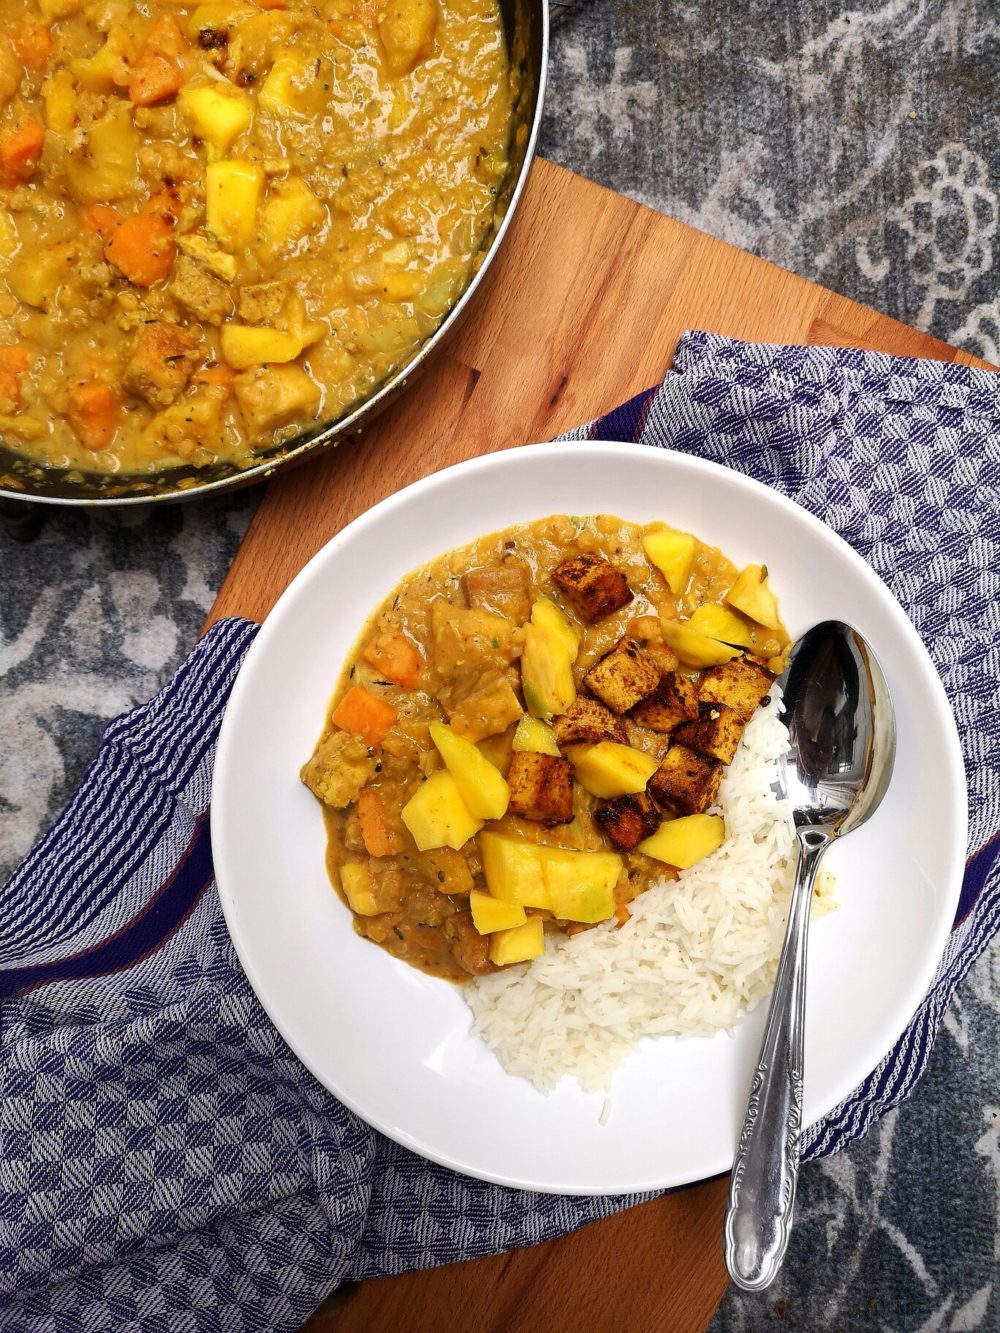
[[643, 527, 696, 595], [180, 84, 253, 155], [469, 890, 526, 935], [659, 620, 743, 668], [206, 158, 263, 251], [220, 324, 303, 370], [568, 742, 658, 798], [726, 564, 782, 630], [488, 915, 544, 966], [639, 814, 726, 869], [340, 862, 379, 916], [530, 597, 580, 658], [688, 603, 755, 649], [259, 177, 327, 256], [512, 716, 560, 757], [479, 832, 550, 909], [400, 770, 483, 851], [429, 722, 509, 821], [545, 850, 621, 923], [521, 622, 575, 722]]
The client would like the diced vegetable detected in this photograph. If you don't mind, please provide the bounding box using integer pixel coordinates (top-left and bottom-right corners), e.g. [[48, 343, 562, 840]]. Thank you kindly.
[[258, 53, 318, 117], [8, 242, 74, 309], [521, 622, 575, 722], [38, 0, 85, 20], [0, 211, 19, 259], [469, 890, 526, 935], [129, 53, 184, 106], [220, 324, 303, 370], [362, 631, 422, 687], [42, 69, 76, 133], [0, 345, 32, 409], [688, 603, 755, 649], [331, 684, 396, 746], [429, 721, 510, 820], [65, 382, 119, 451], [232, 364, 320, 432], [726, 564, 781, 630], [0, 120, 45, 188], [512, 715, 560, 756], [179, 84, 253, 154], [568, 741, 658, 799], [65, 104, 138, 202], [105, 213, 176, 287], [643, 527, 695, 595], [80, 204, 122, 242], [400, 770, 483, 851], [11, 23, 52, 71], [71, 27, 135, 93], [379, 0, 437, 77], [301, 730, 376, 808], [340, 861, 380, 915], [357, 790, 405, 857], [659, 619, 743, 668], [206, 158, 263, 251], [488, 915, 544, 966], [258, 176, 326, 255], [638, 813, 726, 869]]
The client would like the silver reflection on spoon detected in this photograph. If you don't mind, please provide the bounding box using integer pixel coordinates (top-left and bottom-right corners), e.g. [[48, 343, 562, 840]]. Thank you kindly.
[[723, 620, 896, 1292]]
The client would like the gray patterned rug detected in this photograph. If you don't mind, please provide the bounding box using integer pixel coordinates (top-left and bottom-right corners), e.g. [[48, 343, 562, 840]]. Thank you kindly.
[[1, 2, 997, 1328]]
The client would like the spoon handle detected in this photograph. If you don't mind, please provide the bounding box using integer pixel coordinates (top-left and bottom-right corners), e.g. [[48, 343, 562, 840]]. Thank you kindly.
[[723, 829, 829, 1291]]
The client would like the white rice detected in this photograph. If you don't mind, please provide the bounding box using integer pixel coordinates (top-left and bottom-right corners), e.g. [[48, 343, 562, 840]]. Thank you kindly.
[[465, 687, 836, 1094]]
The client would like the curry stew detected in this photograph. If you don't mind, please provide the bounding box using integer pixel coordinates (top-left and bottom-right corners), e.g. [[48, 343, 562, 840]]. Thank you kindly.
[[0, 0, 513, 478], [302, 515, 790, 983]]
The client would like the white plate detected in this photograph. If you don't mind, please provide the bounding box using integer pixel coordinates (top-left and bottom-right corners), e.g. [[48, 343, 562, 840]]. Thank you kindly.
[[212, 442, 967, 1195]]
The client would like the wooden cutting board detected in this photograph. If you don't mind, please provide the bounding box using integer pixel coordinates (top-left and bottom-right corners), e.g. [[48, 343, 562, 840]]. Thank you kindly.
[[203, 158, 979, 1332]]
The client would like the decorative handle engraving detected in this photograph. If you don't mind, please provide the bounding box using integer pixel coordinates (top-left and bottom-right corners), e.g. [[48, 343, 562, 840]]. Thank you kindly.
[[723, 831, 828, 1292]]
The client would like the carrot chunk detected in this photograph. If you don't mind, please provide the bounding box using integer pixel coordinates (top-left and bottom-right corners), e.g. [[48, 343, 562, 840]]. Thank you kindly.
[[129, 53, 183, 105], [10, 23, 52, 70], [194, 364, 237, 392], [80, 204, 122, 242], [331, 686, 396, 746], [143, 15, 187, 58], [66, 382, 119, 451], [0, 120, 45, 188], [0, 345, 33, 410], [362, 631, 423, 688], [357, 791, 404, 856], [105, 213, 176, 287]]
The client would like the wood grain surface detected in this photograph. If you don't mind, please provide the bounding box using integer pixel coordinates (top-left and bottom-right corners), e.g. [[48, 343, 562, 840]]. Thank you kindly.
[[202, 157, 978, 1332]]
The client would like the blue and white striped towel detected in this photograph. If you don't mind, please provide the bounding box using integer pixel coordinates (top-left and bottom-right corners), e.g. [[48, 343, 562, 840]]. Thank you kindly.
[[2, 332, 997, 1332]]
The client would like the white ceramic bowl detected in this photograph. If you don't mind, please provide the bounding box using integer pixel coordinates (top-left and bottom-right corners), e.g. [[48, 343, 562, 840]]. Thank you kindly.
[[212, 442, 967, 1195]]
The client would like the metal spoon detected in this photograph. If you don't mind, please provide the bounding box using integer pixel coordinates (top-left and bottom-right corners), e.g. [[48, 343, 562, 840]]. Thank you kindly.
[[723, 620, 896, 1292]]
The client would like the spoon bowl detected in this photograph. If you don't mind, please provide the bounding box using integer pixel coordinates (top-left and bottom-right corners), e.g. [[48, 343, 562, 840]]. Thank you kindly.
[[723, 621, 896, 1292]]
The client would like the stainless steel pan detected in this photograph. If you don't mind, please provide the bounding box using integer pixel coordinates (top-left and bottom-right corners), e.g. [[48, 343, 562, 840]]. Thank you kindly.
[[0, 0, 548, 507]]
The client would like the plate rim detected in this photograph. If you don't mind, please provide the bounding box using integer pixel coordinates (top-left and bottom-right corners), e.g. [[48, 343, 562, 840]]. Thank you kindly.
[[212, 439, 968, 1195]]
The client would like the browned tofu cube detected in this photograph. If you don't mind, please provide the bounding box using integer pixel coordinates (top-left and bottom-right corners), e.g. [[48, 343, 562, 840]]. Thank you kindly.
[[552, 553, 633, 623], [699, 656, 776, 721], [594, 791, 662, 852], [583, 639, 661, 714], [631, 671, 700, 733], [648, 744, 723, 815], [507, 751, 574, 824], [462, 560, 532, 624], [673, 702, 747, 765], [554, 696, 628, 746]]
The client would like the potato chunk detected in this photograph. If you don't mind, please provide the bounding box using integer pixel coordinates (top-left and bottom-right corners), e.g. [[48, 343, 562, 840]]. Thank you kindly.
[[379, 0, 437, 77], [648, 744, 723, 816], [699, 657, 775, 722], [552, 553, 633, 623], [439, 667, 523, 742], [594, 791, 661, 852], [631, 671, 699, 733], [233, 364, 320, 433], [463, 560, 531, 624], [507, 751, 574, 824], [673, 702, 747, 765], [583, 638, 660, 714], [300, 730, 376, 809]]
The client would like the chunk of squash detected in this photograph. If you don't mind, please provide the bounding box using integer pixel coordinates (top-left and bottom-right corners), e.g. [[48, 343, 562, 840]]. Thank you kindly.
[[180, 83, 253, 154], [220, 324, 302, 369], [258, 175, 326, 255], [205, 158, 263, 250], [232, 364, 320, 432], [65, 103, 138, 203], [340, 861, 379, 916], [379, 0, 437, 76]]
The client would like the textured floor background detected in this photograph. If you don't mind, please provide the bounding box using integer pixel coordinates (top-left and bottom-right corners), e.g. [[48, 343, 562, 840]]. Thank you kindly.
[[2, 1, 998, 1328]]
